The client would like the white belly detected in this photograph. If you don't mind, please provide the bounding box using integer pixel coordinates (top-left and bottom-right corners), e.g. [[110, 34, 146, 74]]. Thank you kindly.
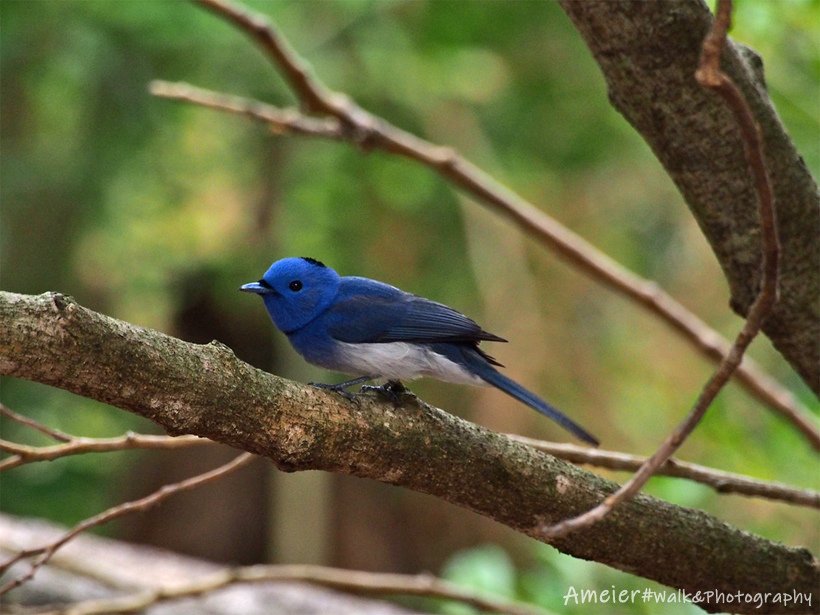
[[333, 342, 485, 385]]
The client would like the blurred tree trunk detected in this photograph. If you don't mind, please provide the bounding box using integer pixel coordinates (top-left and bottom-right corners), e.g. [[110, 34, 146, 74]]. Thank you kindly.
[[560, 0, 820, 393]]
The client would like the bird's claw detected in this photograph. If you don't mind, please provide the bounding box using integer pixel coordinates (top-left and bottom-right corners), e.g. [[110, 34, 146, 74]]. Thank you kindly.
[[308, 381, 358, 402], [308, 375, 373, 402], [360, 380, 413, 405]]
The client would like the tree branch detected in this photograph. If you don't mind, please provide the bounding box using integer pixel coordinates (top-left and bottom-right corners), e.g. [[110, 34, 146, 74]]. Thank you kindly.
[[3, 512, 520, 615], [0, 402, 72, 443], [0, 431, 209, 471], [3, 419, 814, 508], [26, 564, 547, 615], [148, 80, 342, 138], [1, 291, 816, 613], [559, 0, 820, 394], [508, 436, 820, 509], [0, 450, 254, 595], [540, 0, 782, 540]]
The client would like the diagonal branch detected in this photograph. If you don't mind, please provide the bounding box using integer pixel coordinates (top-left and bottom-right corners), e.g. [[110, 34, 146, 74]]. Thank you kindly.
[[153, 0, 820, 449], [540, 0, 782, 540], [195, 0, 338, 116], [0, 291, 816, 613]]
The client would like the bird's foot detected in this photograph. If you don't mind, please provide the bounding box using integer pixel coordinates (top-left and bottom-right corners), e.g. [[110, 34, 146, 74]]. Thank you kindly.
[[309, 382, 357, 402], [309, 375, 373, 402], [360, 379, 414, 405]]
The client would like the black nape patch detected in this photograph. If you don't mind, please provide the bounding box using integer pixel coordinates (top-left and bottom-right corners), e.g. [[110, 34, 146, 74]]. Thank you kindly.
[[300, 257, 326, 268]]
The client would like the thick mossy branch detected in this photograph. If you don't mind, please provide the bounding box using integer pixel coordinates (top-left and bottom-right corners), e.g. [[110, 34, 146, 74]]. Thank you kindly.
[[1, 291, 818, 613], [559, 0, 820, 393]]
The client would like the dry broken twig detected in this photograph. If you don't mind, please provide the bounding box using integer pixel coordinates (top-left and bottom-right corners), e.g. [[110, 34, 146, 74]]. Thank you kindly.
[[0, 452, 255, 596], [149, 0, 819, 449], [540, 0, 782, 539]]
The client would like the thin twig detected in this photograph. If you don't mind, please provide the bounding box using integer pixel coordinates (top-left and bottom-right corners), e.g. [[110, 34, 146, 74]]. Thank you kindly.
[[0, 452, 255, 596], [0, 432, 209, 471], [149, 80, 342, 138], [507, 435, 819, 508], [26, 564, 549, 615], [195, 0, 338, 116], [540, 0, 782, 538], [160, 0, 819, 449], [0, 402, 72, 442]]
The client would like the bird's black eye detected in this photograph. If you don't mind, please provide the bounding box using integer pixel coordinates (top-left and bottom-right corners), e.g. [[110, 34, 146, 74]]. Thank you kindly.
[[288, 280, 303, 292]]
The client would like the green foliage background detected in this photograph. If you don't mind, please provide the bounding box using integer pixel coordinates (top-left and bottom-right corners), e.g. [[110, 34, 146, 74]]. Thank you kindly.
[[1, 1, 818, 612]]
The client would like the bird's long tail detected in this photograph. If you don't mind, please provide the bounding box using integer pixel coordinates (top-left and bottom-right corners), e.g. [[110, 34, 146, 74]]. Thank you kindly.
[[479, 367, 599, 446], [461, 348, 599, 446]]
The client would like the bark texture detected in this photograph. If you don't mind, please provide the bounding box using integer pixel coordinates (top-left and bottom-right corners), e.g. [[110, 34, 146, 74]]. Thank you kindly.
[[559, 0, 820, 393], [1, 291, 818, 614]]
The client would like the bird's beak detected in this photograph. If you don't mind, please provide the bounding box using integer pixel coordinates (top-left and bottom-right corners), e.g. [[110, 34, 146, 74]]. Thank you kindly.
[[240, 282, 269, 295]]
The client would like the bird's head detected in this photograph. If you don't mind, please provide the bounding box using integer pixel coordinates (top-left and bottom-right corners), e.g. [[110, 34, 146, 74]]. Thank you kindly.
[[240, 257, 341, 333]]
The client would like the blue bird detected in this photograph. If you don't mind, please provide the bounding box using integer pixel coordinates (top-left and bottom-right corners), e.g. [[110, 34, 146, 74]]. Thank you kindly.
[[240, 257, 598, 446]]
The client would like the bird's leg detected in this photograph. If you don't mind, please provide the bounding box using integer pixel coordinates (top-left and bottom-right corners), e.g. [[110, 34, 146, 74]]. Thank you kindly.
[[360, 379, 414, 405], [309, 375, 374, 401]]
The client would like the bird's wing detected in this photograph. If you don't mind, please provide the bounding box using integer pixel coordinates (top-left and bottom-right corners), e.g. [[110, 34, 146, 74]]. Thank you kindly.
[[324, 293, 506, 345], [380, 295, 507, 343]]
